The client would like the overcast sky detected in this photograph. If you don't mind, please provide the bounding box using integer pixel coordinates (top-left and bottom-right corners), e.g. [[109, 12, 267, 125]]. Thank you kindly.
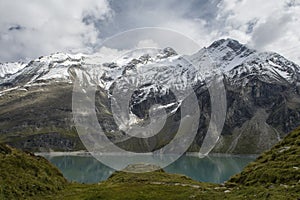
[[0, 0, 300, 64]]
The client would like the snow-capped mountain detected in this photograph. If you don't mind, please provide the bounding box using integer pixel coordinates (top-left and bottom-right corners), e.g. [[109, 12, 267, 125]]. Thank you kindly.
[[1, 38, 300, 154], [189, 39, 257, 73], [190, 39, 300, 84], [0, 62, 26, 78], [1, 39, 298, 92], [0, 53, 84, 87]]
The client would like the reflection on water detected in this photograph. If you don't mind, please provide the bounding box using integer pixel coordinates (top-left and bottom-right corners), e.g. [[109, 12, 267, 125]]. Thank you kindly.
[[44, 154, 256, 184], [164, 155, 256, 183], [45, 156, 114, 183]]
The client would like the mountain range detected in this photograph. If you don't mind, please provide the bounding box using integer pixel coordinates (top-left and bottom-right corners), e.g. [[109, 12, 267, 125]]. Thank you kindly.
[[1, 38, 300, 154]]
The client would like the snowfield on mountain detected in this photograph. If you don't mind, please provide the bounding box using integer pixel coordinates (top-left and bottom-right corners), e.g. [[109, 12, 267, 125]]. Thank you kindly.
[[1, 38, 300, 154]]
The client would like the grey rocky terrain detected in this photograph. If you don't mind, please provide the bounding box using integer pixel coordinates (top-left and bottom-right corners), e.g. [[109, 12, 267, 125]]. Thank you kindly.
[[1, 39, 300, 154]]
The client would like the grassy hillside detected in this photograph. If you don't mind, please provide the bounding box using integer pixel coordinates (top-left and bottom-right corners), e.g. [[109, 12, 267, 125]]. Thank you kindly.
[[0, 144, 67, 199], [228, 126, 300, 187], [0, 83, 84, 152], [1, 127, 300, 199]]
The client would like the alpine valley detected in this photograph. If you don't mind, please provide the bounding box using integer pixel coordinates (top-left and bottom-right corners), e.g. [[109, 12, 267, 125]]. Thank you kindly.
[[1, 38, 300, 154]]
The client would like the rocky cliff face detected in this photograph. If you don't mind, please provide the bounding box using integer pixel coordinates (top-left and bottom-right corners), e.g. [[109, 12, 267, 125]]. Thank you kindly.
[[206, 40, 300, 153], [1, 39, 300, 154]]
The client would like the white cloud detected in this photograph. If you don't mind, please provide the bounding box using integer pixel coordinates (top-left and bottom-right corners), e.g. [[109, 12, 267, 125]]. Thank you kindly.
[[1, 0, 300, 64], [90, 0, 220, 54], [216, 0, 300, 64], [251, 13, 292, 48], [136, 39, 159, 49], [159, 18, 216, 48], [0, 0, 111, 62]]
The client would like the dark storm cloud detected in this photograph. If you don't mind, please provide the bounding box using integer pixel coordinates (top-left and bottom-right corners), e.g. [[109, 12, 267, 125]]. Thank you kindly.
[[8, 25, 25, 31]]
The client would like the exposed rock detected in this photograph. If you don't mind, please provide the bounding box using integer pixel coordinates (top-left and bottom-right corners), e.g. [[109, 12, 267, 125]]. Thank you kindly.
[[1, 39, 300, 154]]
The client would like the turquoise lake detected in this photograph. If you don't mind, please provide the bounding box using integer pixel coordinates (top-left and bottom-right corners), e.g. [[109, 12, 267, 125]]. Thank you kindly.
[[43, 154, 256, 184]]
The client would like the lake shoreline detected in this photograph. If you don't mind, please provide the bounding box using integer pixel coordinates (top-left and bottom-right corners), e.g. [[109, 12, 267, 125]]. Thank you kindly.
[[35, 151, 259, 158]]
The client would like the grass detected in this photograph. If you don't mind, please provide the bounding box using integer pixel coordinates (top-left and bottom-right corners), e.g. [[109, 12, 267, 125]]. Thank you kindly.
[[0, 144, 67, 199], [227, 126, 300, 187], [0, 127, 300, 199]]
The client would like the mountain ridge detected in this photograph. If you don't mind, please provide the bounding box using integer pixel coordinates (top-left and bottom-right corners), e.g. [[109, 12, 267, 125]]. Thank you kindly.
[[1, 38, 300, 154]]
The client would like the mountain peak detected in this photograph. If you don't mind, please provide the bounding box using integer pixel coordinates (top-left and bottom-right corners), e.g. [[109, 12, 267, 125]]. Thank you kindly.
[[208, 38, 249, 52], [157, 47, 178, 59], [196, 38, 256, 71]]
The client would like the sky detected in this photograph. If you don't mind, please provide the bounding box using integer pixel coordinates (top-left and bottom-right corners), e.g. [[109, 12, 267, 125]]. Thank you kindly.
[[0, 0, 300, 64]]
